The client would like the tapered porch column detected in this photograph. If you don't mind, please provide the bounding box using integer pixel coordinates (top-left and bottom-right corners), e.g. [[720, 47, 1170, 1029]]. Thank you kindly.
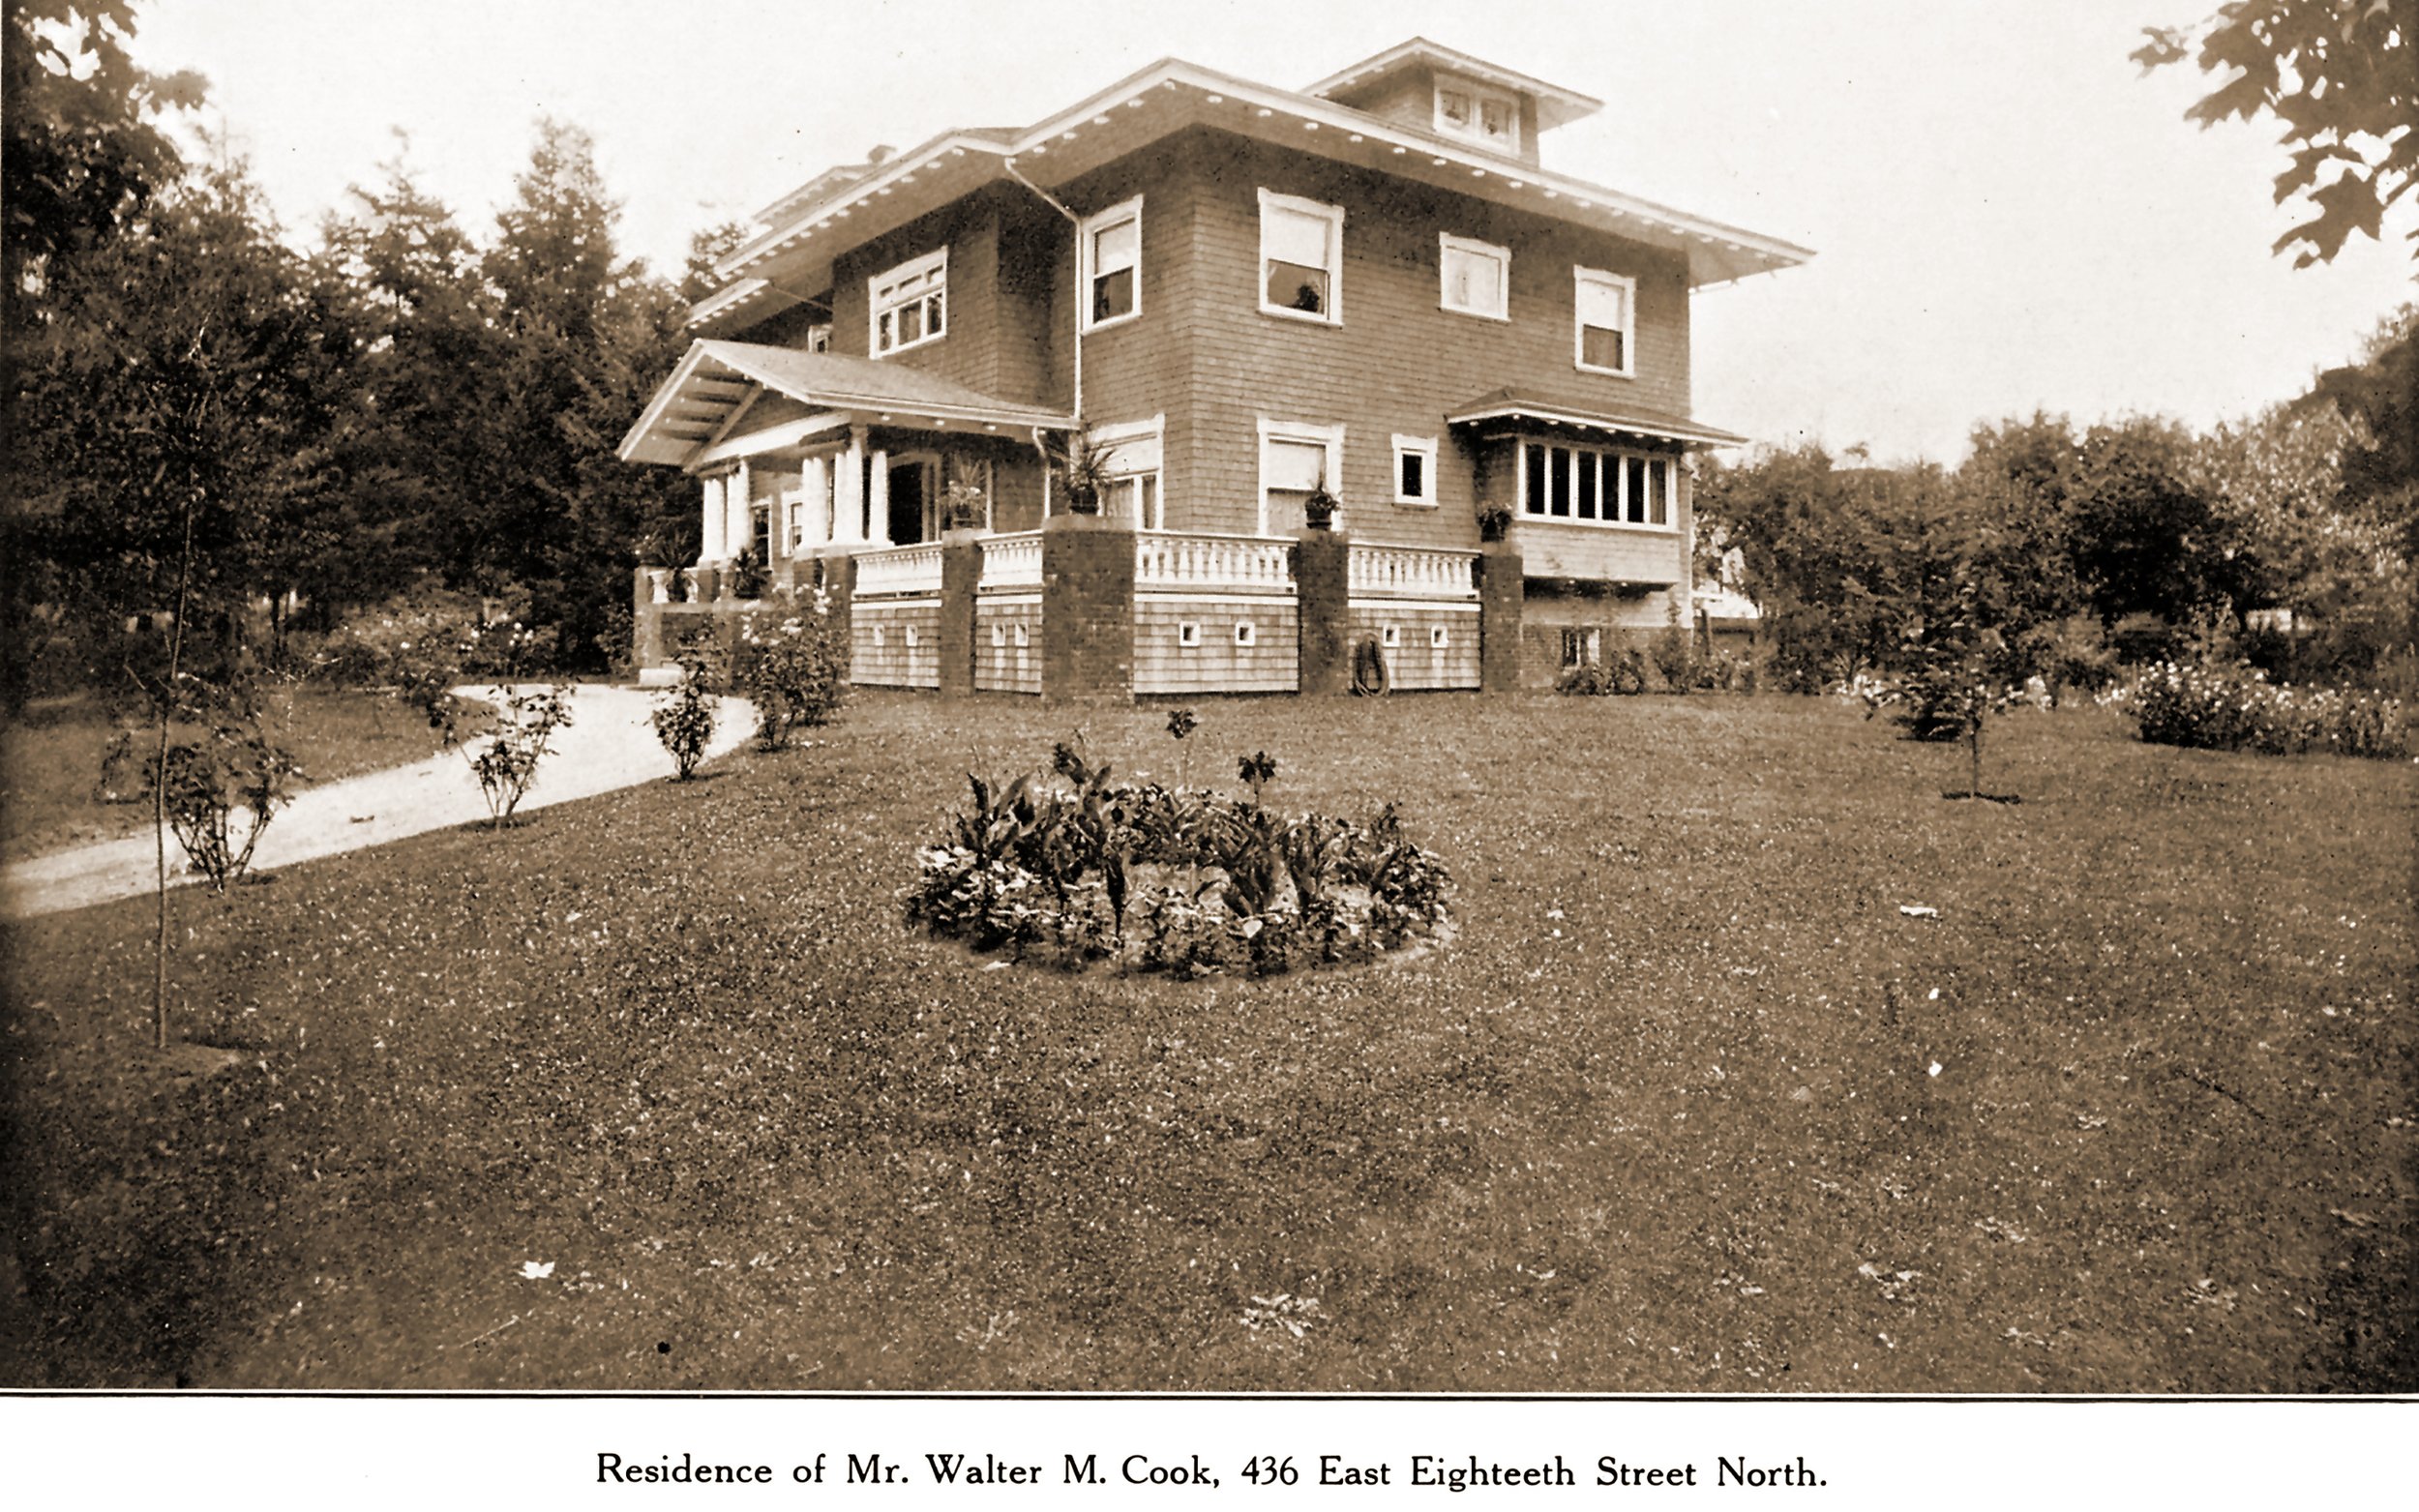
[[868, 449, 892, 548], [700, 473, 727, 562], [727, 459, 754, 562], [835, 429, 866, 546]]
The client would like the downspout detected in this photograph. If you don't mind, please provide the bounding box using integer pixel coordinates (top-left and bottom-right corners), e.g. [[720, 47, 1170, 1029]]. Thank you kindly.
[[1004, 157, 1084, 494]]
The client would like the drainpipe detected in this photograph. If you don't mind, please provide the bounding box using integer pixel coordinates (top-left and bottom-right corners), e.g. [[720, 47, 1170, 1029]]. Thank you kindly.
[[1004, 157, 1084, 495]]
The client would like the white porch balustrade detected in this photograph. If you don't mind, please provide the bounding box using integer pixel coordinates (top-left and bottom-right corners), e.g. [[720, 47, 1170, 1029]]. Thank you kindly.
[[977, 531, 1043, 590], [1348, 544, 1479, 599], [1135, 533, 1296, 592], [852, 542, 944, 597]]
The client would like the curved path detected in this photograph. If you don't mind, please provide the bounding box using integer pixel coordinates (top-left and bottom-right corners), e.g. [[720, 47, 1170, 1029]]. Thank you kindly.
[[3, 684, 754, 920]]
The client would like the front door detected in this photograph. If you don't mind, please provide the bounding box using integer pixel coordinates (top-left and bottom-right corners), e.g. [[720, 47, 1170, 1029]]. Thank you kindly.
[[887, 457, 933, 545]]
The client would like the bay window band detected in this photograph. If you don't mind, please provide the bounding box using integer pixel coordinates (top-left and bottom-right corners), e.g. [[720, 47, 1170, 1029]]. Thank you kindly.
[[1518, 438, 1676, 528]]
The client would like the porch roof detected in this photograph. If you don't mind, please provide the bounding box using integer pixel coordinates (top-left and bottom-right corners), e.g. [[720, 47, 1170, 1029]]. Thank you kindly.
[[618, 340, 1075, 468], [1446, 387, 1750, 450]]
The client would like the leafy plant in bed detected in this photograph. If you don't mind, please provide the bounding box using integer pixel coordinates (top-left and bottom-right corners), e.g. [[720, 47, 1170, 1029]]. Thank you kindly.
[[902, 741, 1452, 976]]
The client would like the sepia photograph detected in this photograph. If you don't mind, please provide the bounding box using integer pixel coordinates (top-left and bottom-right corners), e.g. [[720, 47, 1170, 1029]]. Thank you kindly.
[[2, 0, 2412, 1452]]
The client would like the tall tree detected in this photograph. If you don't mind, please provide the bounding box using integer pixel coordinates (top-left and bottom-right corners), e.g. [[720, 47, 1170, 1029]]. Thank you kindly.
[[2135, 1, 2418, 265]]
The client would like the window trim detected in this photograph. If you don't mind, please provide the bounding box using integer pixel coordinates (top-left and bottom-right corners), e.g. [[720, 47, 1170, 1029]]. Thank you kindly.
[[1514, 435, 1681, 533], [1439, 232, 1510, 322], [1257, 416, 1346, 536], [869, 247, 948, 359], [1391, 433, 1439, 507], [1573, 266, 1636, 378], [805, 321, 833, 354], [1433, 74, 1521, 155], [1257, 189, 1345, 327], [1079, 194, 1144, 333]]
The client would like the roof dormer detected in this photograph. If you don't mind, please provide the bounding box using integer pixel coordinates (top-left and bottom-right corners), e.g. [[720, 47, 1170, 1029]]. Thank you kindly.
[[1303, 37, 1602, 168]]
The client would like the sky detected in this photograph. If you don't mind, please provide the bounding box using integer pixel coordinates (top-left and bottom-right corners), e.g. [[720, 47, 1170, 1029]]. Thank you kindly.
[[128, 0, 2416, 465]]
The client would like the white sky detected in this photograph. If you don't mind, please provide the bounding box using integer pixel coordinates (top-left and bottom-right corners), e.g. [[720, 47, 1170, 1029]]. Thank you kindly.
[[132, 0, 2416, 464]]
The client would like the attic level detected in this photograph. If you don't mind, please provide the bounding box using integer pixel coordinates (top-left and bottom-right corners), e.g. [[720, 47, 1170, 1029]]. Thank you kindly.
[[1302, 37, 1602, 169]]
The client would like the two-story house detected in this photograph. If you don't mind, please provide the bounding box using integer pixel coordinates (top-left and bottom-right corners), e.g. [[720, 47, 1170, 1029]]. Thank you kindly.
[[619, 38, 1810, 697]]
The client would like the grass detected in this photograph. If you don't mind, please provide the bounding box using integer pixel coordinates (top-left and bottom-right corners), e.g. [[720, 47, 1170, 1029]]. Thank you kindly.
[[1, 691, 2411, 1390], [1, 685, 479, 861]]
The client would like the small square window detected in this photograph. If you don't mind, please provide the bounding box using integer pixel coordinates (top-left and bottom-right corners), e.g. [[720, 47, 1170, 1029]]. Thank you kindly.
[[1380, 625, 1401, 649], [872, 625, 886, 647], [1178, 621, 1201, 648], [904, 626, 918, 647], [1431, 625, 1449, 649], [990, 624, 1005, 647], [1012, 622, 1030, 648], [1234, 621, 1257, 648]]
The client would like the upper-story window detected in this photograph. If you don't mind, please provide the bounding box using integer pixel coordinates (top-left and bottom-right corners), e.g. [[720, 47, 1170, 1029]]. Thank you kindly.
[[1435, 77, 1519, 153], [1573, 267, 1635, 377], [1082, 196, 1142, 331], [1259, 190, 1343, 325], [1440, 233, 1509, 320], [1091, 415, 1164, 529], [870, 249, 946, 357]]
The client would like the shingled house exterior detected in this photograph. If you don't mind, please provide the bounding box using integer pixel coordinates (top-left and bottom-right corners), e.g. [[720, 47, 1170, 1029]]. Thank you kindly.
[[619, 39, 1810, 697]]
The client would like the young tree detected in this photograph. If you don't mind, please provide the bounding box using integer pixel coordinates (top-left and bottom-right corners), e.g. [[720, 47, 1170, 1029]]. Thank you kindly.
[[2134, 1, 2418, 266]]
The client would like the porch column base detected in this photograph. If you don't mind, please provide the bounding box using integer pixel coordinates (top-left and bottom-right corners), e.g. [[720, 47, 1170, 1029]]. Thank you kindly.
[[1295, 528, 1350, 696], [939, 530, 981, 697], [1039, 513, 1135, 704], [1478, 542, 1524, 695]]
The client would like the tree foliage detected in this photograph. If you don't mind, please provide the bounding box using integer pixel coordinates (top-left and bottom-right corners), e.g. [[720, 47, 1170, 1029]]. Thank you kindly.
[[2135, 1, 2419, 265]]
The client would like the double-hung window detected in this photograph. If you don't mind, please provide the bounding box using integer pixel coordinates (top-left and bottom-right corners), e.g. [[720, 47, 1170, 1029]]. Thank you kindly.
[[1392, 434, 1438, 505], [870, 249, 946, 356], [1574, 267, 1635, 376], [1091, 416, 1164, 530], [1259, 190, 1343, 324], [1082, 196, 1142, 330], [1259, 417, 1344, 534], [1520, 440, 1676, 528], [1440, 233, 1508, 320]]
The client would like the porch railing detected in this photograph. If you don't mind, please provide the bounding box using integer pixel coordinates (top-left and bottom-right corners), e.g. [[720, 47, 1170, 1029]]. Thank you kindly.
[[977, 531, 1043, 590], [1135, 533, 1295, 592], [1348, 544, 1479, 599], [852, 542, 943, 597]]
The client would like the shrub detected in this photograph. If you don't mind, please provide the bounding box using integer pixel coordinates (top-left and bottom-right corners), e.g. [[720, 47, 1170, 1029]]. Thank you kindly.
[[1555, 647, 1647, 697], [649, 652, 722, 780], [2120, 659, 2409, 760], [465, 684, 575, 825], [1650, 605, 1699, 693], [140, 712, 298, 890], [735, 590, 847, 751], [902, 743, 1453, 975]]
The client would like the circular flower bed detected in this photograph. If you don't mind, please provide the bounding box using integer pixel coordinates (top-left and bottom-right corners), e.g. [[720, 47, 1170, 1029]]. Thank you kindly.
[[901, 744, 1452, 975]]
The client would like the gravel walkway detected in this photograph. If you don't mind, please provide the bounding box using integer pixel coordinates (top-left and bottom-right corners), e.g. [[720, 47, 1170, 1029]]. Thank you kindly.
[[2, 683, 753, 920]]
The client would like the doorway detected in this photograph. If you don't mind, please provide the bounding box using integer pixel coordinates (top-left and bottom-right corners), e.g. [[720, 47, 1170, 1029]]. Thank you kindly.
[[887, 455, 936, 545]]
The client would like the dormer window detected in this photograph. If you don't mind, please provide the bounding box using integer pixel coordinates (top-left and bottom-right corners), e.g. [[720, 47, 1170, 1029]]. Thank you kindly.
[[1435, 77, 1518, 153]]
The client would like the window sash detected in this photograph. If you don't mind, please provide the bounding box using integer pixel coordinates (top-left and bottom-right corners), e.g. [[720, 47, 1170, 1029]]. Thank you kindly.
[[1440, 235, 1508, 318], [1084, 200, 1141, 328], [1575, 268, 1633, 374], [1260, 192, 1341, 321], [871, 251, 947, 355]]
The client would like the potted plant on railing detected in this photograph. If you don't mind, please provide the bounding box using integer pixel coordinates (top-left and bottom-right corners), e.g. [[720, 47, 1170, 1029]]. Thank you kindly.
[[730, 546, 767, 601], [941, 480, 990, 539], [1048, 429, 1115, 518], [1477, 500, 1514, 544], [1302, 485, 1340, 533]]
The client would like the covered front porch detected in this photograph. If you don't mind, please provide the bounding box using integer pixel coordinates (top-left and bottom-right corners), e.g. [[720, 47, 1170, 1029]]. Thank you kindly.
[[621, 339, 1074, 605]]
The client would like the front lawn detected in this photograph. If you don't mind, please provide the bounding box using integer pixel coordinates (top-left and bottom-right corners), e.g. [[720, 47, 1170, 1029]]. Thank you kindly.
[[2, 693, 2410, 1390], [1, 685, 478, 860]]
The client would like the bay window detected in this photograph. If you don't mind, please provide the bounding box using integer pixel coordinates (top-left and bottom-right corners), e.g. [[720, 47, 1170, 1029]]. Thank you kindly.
[[1519, 440, 1676, 528]]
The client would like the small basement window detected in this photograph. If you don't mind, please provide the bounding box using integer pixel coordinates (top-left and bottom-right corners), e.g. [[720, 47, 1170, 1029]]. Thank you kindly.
[[1235, 621, 1258, 648], [1431, 625, 1449, 649], [1380, 625, 1401, 649], [1013, 623, 1030, 648], [1178, 621, 1201, 648]]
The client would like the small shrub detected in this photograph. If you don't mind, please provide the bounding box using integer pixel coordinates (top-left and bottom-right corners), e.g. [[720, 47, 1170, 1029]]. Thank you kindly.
[[1650, 605, 1699, 693], [1555, 648, 1647, 696], [466, 684, 574, 826], [735, 589, 847, 751], [141, 713, 298, 890], [650, 652, 722, 779]]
